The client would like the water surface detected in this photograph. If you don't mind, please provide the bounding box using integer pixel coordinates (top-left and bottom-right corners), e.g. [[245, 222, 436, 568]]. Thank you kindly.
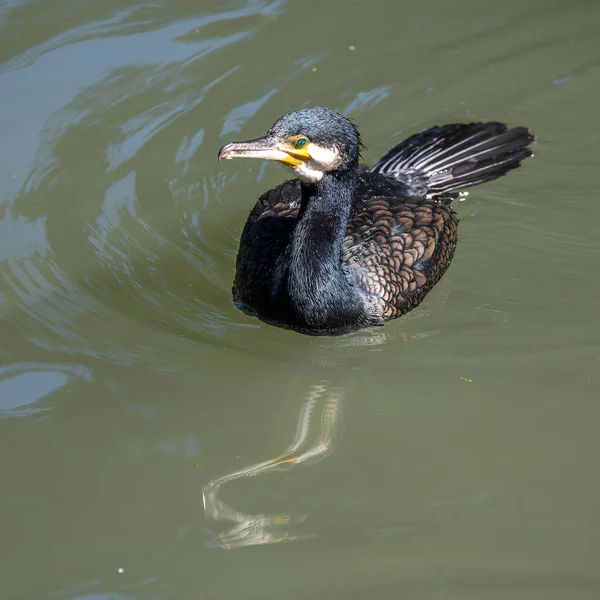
[[1, 0, 600, 598]]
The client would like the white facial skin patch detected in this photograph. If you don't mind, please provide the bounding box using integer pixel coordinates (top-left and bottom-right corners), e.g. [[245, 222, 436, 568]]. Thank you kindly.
[[286, 143, 341, 183], [307, 144, 339, 167]]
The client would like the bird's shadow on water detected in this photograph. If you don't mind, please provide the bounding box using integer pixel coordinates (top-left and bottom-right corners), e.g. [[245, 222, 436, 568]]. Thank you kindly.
[[201, 379, 345, 549]]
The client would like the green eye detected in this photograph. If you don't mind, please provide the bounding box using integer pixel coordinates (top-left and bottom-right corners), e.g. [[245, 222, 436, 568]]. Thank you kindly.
[[294, 137, 308, 149]]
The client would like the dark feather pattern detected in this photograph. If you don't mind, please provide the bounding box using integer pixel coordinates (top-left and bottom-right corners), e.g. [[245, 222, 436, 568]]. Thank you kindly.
[[373, 122, 535, 196], [233, 172, 458, 333], [227, 114, 534, 335]]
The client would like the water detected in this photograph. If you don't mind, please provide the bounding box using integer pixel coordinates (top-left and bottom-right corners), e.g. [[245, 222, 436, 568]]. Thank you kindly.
[[1, 0, 599, 597]]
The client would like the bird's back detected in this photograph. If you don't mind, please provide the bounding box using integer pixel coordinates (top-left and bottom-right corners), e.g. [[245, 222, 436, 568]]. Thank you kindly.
[[233, 170, 458, 325]]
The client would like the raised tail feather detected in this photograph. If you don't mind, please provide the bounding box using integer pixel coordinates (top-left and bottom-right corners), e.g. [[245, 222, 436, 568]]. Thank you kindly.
[[372, 122, 535, 197]]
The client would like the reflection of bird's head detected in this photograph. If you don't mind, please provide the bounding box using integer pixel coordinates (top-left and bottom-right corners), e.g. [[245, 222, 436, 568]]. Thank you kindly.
[[218, 107, 361, 183]]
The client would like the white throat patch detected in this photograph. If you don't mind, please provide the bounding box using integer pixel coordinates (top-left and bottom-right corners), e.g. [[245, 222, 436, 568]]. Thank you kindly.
[[284, 143, 340, 183], [294, 161, 324, 182]]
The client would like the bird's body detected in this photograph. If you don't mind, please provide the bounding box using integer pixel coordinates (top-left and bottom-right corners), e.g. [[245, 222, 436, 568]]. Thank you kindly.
[[233, 172, 458, 334], [218, 109, 534, 336]]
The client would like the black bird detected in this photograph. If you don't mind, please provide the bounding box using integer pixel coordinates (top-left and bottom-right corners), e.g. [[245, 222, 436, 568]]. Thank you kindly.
[[218, 107, 534, 336]]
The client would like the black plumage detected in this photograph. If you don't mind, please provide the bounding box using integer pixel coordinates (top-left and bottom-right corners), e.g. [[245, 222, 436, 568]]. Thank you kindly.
[[218, 107, 534, 335]]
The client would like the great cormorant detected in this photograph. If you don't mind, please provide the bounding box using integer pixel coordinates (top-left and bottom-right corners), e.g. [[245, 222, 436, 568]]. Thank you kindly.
[[218, 107, 534, 336]]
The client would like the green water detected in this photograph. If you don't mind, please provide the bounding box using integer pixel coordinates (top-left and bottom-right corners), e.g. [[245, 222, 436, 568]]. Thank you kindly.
[[1, 0, 599, 598]]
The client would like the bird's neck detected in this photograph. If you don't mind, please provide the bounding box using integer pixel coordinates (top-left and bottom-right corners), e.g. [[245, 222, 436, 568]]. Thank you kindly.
[[281, 167, 360, 327], [296, 168, 356, 255]]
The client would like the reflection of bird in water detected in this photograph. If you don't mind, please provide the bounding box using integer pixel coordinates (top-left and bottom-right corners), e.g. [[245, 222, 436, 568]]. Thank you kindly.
[[219, 107, 534, 336], [202, 382, 343, 549]]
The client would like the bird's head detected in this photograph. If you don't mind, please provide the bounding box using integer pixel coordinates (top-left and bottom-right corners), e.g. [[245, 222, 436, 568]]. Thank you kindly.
[[218, 107, 361, 183]]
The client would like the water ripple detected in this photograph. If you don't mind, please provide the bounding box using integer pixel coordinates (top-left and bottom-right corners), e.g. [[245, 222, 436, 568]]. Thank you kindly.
[[0, 361, 93, 418]]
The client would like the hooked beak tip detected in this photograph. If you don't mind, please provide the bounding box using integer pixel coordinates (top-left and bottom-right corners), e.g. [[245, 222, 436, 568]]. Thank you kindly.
[[217, 144, 234, 161]]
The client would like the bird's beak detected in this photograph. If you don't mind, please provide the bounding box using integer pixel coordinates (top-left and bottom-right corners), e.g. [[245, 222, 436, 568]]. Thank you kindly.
[[218, 135, 309, 168]]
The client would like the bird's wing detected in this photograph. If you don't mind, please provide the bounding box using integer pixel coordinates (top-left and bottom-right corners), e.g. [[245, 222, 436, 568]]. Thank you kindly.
[[343, 197, 459, 320]]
